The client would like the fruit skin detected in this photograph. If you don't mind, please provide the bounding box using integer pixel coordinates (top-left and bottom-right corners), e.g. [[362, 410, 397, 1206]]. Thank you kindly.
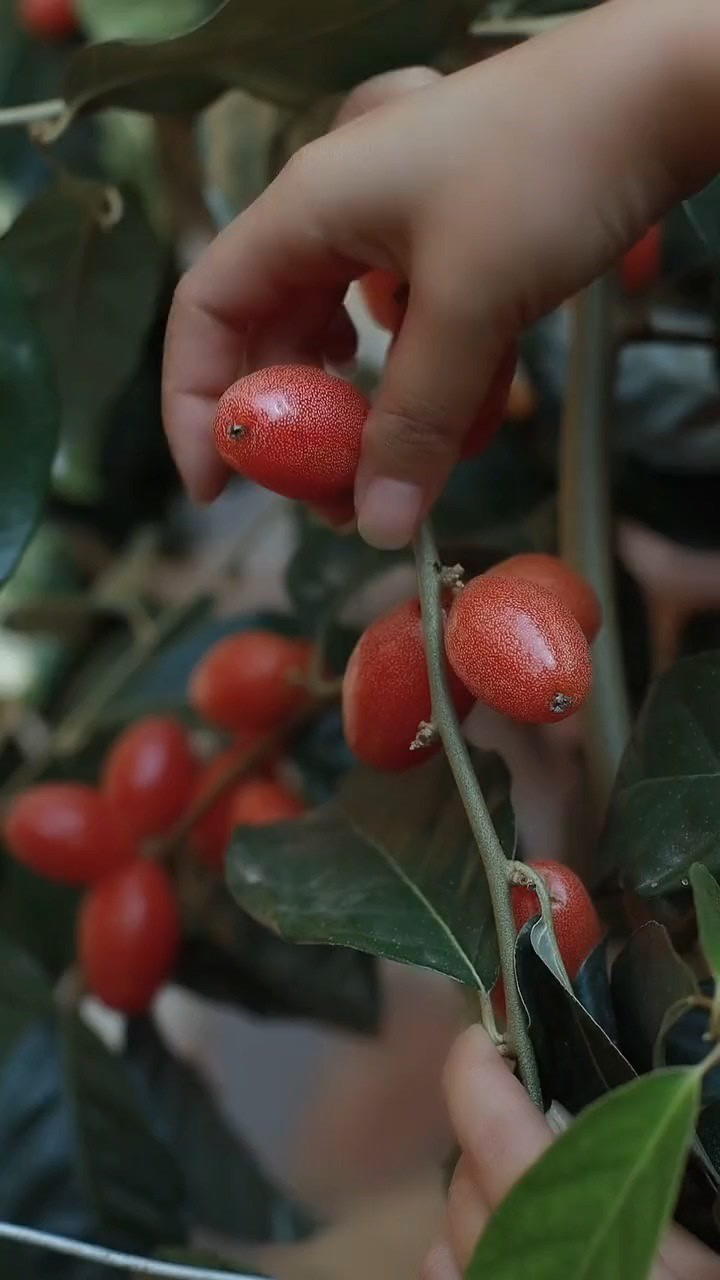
[[3, 783, 135, 885], [445, 575, 592, 724], [190, 630, 314, 733], [511, 860, 604, 980], [102, 716, 198, 842], [342, 597, 474, 771], [486, 553, 601, 642], [227, 777, 305, 827], [620, 224, 661, 294], [460, 346, 518, 458], [213, 365, 369, 502], [359, 269, 408, 333], [17, 0, 76, 39], [78, 861, 179, 1014], [189, 739, 274, 869]]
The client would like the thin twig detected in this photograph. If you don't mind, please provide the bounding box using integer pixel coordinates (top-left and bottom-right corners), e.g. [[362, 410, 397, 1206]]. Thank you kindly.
[[414, 521, 542, 1106], [559, 277, 631, 821], [507, 861, 572, 993]]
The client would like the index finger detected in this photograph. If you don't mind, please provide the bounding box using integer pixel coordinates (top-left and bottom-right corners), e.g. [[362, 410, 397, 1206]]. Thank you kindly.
[[162, 174, 356, 501]]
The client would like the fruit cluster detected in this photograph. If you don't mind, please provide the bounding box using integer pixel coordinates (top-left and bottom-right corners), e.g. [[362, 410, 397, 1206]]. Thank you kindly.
[[2, 629, 309, 1014], [17, 0, 77, 40]]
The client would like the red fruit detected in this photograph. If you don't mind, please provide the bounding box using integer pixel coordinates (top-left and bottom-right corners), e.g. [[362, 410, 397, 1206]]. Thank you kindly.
[[190, 630, 313, 733], [213, 365, 369, 503], [3, 783, 135, 885], [342, 597, 474, 771], [228, 777, 305, 827], [17, 0, 76, 39], [358, 269, 408, 333], [511, 860, 604, 980], [620, 224, 661, 294], [78, 861, 179, 1014], [460, 346, 518, 458], [102, 716, 198, 843], [486, 553, 601, 642], [309, 492, 356, 530], [445, 575, 592, 724], [189, 742, 267, 869]]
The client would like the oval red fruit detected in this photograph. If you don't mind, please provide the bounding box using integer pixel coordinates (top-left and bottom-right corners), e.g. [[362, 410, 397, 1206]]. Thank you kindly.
[[460, 346, 518, 458], [17, 0, 76, 39], [3, 783, 135, 885], [445, 575, 592, 723], [190, 630, 313, 733], [511, 859, 604, 980], [343, 597, 474, 771], [213, 365, 369, 502], [486, 553, 601, 642], [78, 861, 179, 1014], [228, 777, 305, 827], [102, 716, 198, 842], [189, 739, 272, 870]]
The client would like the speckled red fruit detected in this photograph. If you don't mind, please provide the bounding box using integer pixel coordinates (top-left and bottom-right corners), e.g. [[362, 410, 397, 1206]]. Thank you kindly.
[[17, 0, 76, 38], [445, 576, 591, 724], [213, 365, 369, 502], [190, 630, 313, 733], [189, 739, 273, 869], [460, 346, 518, 458], [511, 860, 604, 980], [342, 598, 474, 771], [487, 553, 601, 642], [620, 224, 661, 294], [78, 862, 179, 1014], [3, 784, 134, 885], [102, 716, 198, 842], [228, 777, 305, 827], [358, 270, 408, 333]]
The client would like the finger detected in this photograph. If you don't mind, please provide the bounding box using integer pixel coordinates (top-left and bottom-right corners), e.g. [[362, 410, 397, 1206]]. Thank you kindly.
[[445, 1154, 490, 1269], [162, 175, 357, 500], [333, 66, 442, 129], [443, 1026, 552, 1211], [658, 1223, 720, 1279], [418, 1239, 462, 1280], [355, 290, 510, 548]]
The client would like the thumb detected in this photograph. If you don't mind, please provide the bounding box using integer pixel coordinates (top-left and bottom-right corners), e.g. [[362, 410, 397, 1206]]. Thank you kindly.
[[355, 293, 510, 549]]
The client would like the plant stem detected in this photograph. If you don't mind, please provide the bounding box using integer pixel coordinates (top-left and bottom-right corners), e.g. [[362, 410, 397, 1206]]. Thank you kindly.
[[0, 98, 66, 129], [414, 521, 542, 1107], [559, 277, 631, 820]]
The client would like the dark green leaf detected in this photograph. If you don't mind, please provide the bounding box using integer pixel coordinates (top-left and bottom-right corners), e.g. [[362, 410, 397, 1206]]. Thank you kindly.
[[126, 1020, 314, 1243], [0, 177, 163, 503], [691, 863, 720, 987], [0, 261, 58, 587], [466, 1069, 700, 1280], [0, 931, 51, 1060], [290, 705, 354, 804], [78, 0, 217, 41], [63, 0, 468, 114], [286, 510, 408, 635], [228, 751, 512, 989], [599, 652, 720, 894], [611, 923, 698, 1074], [176, 876, 379, 1033], [0, 853, 81, 979], [685, 178, 720, 259]]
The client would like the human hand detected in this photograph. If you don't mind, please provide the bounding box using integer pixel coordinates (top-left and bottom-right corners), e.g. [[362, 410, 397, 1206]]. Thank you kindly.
[[163, 0, 720, 549], [421, 1026, 720, 1280]]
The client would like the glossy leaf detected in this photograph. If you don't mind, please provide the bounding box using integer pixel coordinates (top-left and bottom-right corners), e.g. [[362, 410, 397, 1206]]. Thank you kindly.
[[0, 178, 163, 503], [63, 0, 467, 114], [691, 863, 720, 988], [466, 1070, 700, 1280], [228, 751, 513, 990], [78, 0, 217, 41], [611, 923, 698, 1075], [0, 261, 58, 587], [126, 1020, 314, 1243], [599, 652, 720, 894]]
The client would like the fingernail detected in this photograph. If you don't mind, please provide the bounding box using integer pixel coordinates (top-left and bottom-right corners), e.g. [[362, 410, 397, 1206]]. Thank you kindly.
[[356, 476, 423, 550]]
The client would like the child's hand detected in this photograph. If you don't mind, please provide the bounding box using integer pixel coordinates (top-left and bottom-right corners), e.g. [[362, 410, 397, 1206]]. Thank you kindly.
[[163, 0, 720, 549], [423, 1027, 720, 1280]]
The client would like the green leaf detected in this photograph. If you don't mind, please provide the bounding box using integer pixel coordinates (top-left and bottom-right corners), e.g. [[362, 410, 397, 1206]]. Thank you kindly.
[[684, 178, 720, 259], [599, 652, 720, 894], [690, 864, 720, 986], [0, 177, 163, 503], [0, 261, 59, 587], [466, 1069, 700, 1280], [0, 932, 51, 1061], [228, 751, 512, 990], [63, 0, 468, 114], [0, 853, 81, 980], [78, 0, 218, 41], [127, 1020, 314, 1244], [612, 923, 698, 1074]]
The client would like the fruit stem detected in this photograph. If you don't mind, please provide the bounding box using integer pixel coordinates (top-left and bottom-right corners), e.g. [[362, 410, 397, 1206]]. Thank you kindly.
[[0, 98, 66, 129], [559, 277, 631, 822], [414, 520, 542, 1107], [506, 861, 572, 993]]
